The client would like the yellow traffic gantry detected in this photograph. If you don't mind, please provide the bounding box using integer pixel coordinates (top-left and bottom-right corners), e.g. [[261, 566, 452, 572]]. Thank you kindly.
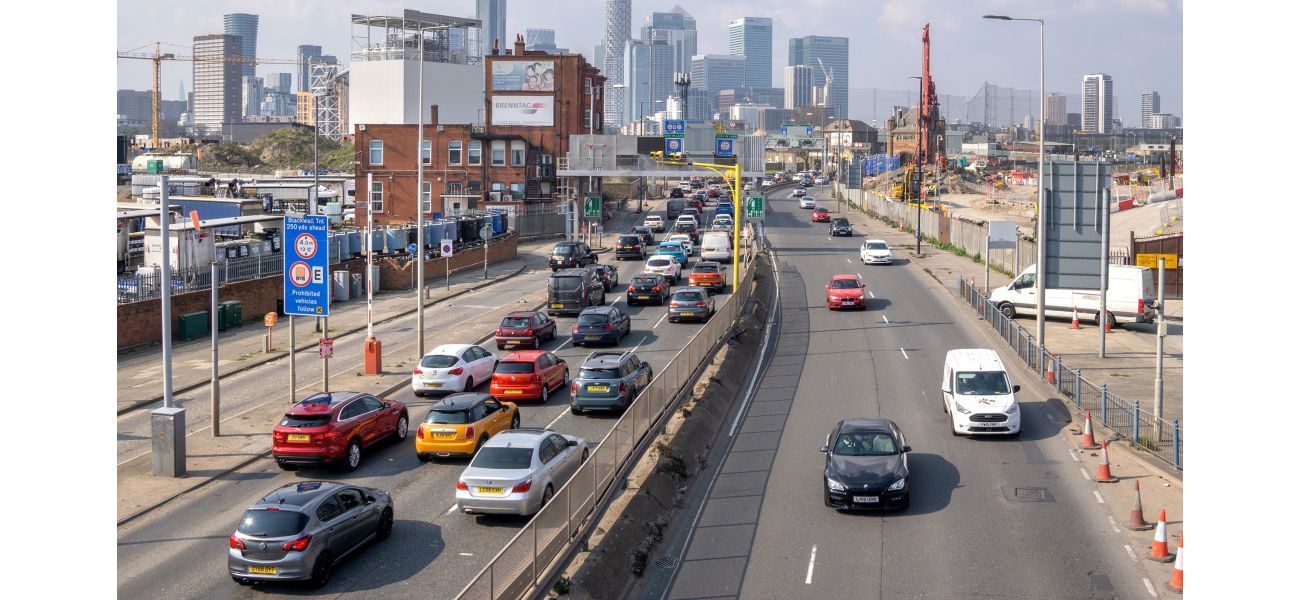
[[653, 157, 743, 294]]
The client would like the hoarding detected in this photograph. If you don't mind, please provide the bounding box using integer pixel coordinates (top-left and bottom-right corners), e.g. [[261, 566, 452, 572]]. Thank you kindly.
[[491, 95, 554, 126], [491, 60, 556, 91]]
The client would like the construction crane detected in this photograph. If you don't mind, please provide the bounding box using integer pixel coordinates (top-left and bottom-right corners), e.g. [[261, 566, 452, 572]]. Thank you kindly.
[[815, 57, 833, 110], [118, 43, 307, 148]]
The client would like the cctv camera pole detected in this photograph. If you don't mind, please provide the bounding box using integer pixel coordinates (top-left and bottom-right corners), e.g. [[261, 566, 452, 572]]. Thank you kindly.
[[211, 261, 220, 436], [1098, 187, 1110, 358], [152, 177, 186, 477], [1153, 257, 1166, 440]]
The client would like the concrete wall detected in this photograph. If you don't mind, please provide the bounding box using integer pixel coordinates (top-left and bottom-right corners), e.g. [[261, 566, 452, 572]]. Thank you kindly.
[[349, 60, 484, 129]]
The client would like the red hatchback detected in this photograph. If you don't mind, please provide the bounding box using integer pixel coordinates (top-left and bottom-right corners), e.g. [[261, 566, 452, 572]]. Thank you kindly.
[[826, 274, 867, 310], [489, 350, 570, 402], [812, 207, 831, 222], [495, 311, 558, 350], [272, 392, 409, 472]]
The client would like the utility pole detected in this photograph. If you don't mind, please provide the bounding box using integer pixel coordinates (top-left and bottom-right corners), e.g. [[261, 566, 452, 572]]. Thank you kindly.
[[152, 177, 185, 477], [1154, 257, 1166, 440], [210, 262, 220, 436], [415, 28, 429, 358]]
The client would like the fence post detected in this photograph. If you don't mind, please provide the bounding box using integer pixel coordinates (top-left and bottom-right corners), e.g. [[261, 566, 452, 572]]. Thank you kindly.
[[1172, 418, 1181, 469], [1100, 384, 1109, 427], [1038, 345, 1045, 379], [1074, 369, 1081, 406], [532, 524, 539, 584], [1132, 400, 1140, 445], [1054, 357, 1062, 392]]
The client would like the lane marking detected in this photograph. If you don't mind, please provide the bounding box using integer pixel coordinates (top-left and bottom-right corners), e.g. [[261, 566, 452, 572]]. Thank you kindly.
[[1143, 578, 1157, 597], [882, 315, 890, 325], [845, 258, 851, 263], [446, 503, 459, 514], [899, 348, 909, 360], [1080, 467, 1091, 480], [804, 545, 817, 584], [459, 552, 474, 557], [653, 312, 669, 329], [868, 291, 875, 298], [1108, 516, 1120, 532], [1070, 450, 1081, 462], [546, 411, 565, 429], [1124, 544, 1138, 562], [728, 251, 780, 438], [1094, 491, 1106, 504], [631, 334, 650, 354], [555, 338, 572, 350]]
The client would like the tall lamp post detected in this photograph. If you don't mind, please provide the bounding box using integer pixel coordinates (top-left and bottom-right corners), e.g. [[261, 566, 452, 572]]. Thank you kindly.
[[985, 13, 1046, 347], [910, 75, 922, 255]]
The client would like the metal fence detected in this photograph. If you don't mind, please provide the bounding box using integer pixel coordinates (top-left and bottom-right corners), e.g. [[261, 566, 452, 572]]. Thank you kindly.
[[116, 254, 292, 304], [958, 278, 1182, 470], [454, 238, 761, 600]]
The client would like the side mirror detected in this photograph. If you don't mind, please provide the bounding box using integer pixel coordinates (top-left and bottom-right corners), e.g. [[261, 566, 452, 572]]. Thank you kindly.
[[364, 495, 376, 504], [568, 439, 579, 447], [819, 445, 829, 453], [382, 402, 391, 409], [825, 284, 830, 289], [1012, 385, 1021, 393], [902, 445, 912, 453]]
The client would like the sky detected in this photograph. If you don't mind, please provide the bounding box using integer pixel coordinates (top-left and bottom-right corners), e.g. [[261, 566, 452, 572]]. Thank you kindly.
[[117, 0, 1182, 125]]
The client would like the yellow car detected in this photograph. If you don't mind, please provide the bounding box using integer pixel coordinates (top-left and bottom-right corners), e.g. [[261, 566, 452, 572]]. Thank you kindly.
[[415, 393, 519, 460]]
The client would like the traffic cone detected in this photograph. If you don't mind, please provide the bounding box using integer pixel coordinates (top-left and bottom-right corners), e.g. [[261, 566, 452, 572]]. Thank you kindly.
[[1080, 411, 1101, 449], [1104, 315, 1112, 333], [1045, 354, 1056, 384], [1123, 480, 1154, 530], [1070, 306, 1081, 329], [1094, 439, 1118, 482], [1146, 509, 1176, 563], [1164, 535, 1183, 594]]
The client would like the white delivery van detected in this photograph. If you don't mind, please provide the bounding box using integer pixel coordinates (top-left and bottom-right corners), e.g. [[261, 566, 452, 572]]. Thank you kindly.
[[700, 231, 732, 261], [989, 264, 1157, 329], [941, 349, 1021, 436]]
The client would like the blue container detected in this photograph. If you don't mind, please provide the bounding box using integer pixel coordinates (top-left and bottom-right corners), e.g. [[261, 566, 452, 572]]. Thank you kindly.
[[346, 230, 361, 256], [424, 223, 437, 247], [491, 212, 506, 237], [385, 228, 404, 253], [336, 231, 351, 257], [369, 230, 383, 254]]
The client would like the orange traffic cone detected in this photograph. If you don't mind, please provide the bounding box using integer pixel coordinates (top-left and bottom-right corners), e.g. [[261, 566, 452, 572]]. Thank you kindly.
[[1104, 316, 1112, 333], [1070, 306, 1080, 329], [1123, 480, 1153, 530], [1146, 509, 1176, 563], [1080, 411, 1101, 449], [1095, 439, 1118, 483], [1164, 535, 1183, 594]]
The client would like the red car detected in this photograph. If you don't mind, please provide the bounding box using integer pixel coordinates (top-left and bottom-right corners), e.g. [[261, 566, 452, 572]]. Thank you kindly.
[[495, 310, 558, 349], [812, 207, 831, 222], [688, 197, 704, 212], [826, 274, 867, 310], [272, 391, 409, 471], [489, 350, 570, 402]]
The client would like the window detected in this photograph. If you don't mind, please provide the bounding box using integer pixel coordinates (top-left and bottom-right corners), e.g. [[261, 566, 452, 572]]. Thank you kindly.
[[238, 509, 308, 537], [511, 141, 526, 166], [339, 401, 365, 421], [510, 182, 525, 199], [369, 181, 383, 212], [491, 141, 506, 166], [315, 497, 343, 523], [368, 140, 383, 165], [448, 140, 462, 165], [468, 140, 482, 166], [584, 108, 592, 129], [420, 140, 431, 165], [421, 181, 432, 213], [584, 77, 592, 96], [491, 182, 505, 192], [447, 182, 463, 195], [335, 489, 363, 511]]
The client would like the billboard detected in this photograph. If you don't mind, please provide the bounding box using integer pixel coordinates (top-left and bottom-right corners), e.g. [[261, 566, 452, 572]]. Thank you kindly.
[[491, 96, 554, 126], [491, 60, 556, 91], [1042, 159, 1111, 290]]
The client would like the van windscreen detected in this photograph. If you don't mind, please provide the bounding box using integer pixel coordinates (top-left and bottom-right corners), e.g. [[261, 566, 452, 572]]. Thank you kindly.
[[954, 371, 1011, 395], [549, 276, 580, 292]]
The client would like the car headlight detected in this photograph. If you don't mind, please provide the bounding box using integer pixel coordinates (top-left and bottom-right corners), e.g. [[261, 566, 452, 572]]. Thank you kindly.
[[825, 477, 845, 492], [954, 402, 971, 414], [1006, 402, 1019, 414], [887, 477, 907, 492]]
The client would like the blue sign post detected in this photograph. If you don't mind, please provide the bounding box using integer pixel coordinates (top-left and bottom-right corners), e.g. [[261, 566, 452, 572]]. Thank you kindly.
[[283, 215, 330, 317], [715, 137, 735, 157], [664, 120, 685, 135], [664, 136, 684, 155]]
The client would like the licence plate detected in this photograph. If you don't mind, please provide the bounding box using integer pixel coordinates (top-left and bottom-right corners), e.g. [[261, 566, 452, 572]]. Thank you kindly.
[[503, 389, 523, 395], [476, 487, 503, 495], [425, 382, 442, 388], [680, 312, 694, 317], [587, 385, 609, 392], [853, 496, 880, 504], [637, 295, 650, 300], [622, 245, 633, 249], [287, 434, 310, 442], [248, 565, 277, 575], [551, 303, 564, 308], [842, 299, 856, 304], [433, 432, 456, 438]]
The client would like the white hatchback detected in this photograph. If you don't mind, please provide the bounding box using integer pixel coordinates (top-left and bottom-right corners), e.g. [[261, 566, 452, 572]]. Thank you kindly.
[[668, 234, 694, 255], [860, 240, 894, 265], [799, 197, 815, 209], [644, 256, 681, 285], [412, 344, 498, 396]]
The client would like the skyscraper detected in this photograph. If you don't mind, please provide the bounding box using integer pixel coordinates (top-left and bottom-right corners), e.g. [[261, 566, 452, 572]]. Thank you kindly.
[[642, 7, 697, 78], [1082, 73, 1114, 134], [242, 76, 264, 118], [690, 54, 746, 118], [525, 28, 566, 53], [728, 17, 772, 88], [1043, 92, 1067, 127], [193, 34, 243, 134], [789, 35, 849, 120], [297, 45, 322, 93], [223, 14, 258, 80], [476, 0, 507, 57], [602, 0, 632, 128], [784, 65, 812, 109], [268, 72, 293, 94], [1141, 90, 1160, 129]]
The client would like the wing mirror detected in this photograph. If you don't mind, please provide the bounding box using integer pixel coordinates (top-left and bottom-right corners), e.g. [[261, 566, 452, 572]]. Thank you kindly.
[[825, 284, 830, 289], [568, 439, 579, 447], [819, 445, 829, 453], [364, 495, 376, 504], [902, 445, 912, 453], [382, 402, 391, 409], [1012, 385, 1021, 393]]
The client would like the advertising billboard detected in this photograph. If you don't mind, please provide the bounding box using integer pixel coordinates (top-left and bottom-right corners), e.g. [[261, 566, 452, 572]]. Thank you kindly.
[[491, 60, 556, 91], [491, 96, 555, 126]]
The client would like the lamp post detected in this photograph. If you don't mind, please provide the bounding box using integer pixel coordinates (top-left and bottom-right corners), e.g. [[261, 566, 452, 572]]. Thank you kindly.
[[985, 13, 1046, 348], [910, 75, 923, 255]]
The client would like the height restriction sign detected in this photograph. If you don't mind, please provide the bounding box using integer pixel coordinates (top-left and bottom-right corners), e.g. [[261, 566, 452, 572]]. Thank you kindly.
[[283, 215, 330, 317]]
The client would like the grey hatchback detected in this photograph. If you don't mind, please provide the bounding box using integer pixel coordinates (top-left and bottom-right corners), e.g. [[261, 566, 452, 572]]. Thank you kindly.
[[569, 351, 653, 415], [228, 481, 394, 588]]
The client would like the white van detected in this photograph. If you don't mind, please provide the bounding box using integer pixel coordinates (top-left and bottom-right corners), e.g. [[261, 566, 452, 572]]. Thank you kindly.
[[700, 231, 732, 261], [989, 264, 1157, 329], [941, 349, 1021, 436]]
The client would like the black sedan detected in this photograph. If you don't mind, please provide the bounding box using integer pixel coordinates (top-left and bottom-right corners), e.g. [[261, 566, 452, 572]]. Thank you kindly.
[[592, 264, 619, 292], [820, 418, 911, 511], [830, 218, 853, 237]]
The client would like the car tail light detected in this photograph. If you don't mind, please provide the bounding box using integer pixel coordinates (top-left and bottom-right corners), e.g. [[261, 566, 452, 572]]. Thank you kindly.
[[412, 367, 423, 375], [456, 480, 468, 491], [282, 534, 312, 552], [571, 381, 578, 394], [448, 367, 464, 375], [618, 381, 627, 393], [627, 286, 635, 294], [322, 431, 343, 442], [511, 480, 533, 493], [496, 328, 504, 336], [524, 328, 534, 336], [465, 426, 476, 440], [651, 285, 662, 292], [697, 301, 707, 307], [670, 301, 680, 307], [229, 535, 245, 550], [1138, 298, 1145, 314], [605, 322, 614, 331], [273, 430, 286, 443]]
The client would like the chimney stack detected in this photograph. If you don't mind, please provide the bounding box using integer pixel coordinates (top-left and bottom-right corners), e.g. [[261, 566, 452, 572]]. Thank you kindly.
[[514, 34, 525, 56]]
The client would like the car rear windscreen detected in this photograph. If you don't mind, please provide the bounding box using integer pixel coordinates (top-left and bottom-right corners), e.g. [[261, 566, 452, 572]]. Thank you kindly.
[[425, 409, 471, 424], [580, 367, 620, 379], [577, 314, 608, 325], [471, 447, 533, 469], [632, 277, 659, 285], [673, 291, 704, 301], [619, 235, 640, 244], [693, 264, 719, 272], [495, 361, 536, 374], [552, 245, 574, 255], [238, 509, 309, 538], [549, 276, 581, 292], [502, 317, 531, 328], [647, 258, 671, 268], [280, 414, 331, 427], [421, 354, 459, 368]]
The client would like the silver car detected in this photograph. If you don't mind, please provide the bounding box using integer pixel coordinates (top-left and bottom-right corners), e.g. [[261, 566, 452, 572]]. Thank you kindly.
[[456, 428, 589, 516], [228, 481, 394, 587]]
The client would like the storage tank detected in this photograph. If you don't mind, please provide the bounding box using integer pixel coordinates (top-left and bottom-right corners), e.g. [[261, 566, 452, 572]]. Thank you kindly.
[[131, 154, 198, 173], [346, 229, 361, 256], [336, 231, 351, 257], [384, 227, 405, 254]]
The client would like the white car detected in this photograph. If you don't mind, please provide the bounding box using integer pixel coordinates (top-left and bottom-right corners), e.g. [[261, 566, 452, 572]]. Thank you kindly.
[[412, 344, 498, 395], [861, 240, 894, 264], [792, 187, 807, 197], [799, 197, 816, 209], [816, 176, 828, 185], [644, 256, 681, 285], [643, 215, 665, 232], [457, 428, 589, 516], [668, 234, 694, 255], [712, 214, 734, 230], [675, 215, 698, 227]]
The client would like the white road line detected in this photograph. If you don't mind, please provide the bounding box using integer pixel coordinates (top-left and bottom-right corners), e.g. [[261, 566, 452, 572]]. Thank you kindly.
[[845, 258, 851, 263], [882, 315, 890, 325], [1094, 491, 1106, 504], [631, 334, 650, 354], [459, 552, 474, 557], [1143, 578, 1157, 597], [546, 411, 565, 429], [1108, 516, 1120, 532], [1125, 544, 1138, 562], [868, 291, 875, 298], [446, 504, 459, 514], [899, 348, 909, 360], [1080, 467, 1091, 480], [1070, 450, 1081, 462], [653, 312, 669, 329], [804, 545, 817, 584], [555, 337, 572, 350]]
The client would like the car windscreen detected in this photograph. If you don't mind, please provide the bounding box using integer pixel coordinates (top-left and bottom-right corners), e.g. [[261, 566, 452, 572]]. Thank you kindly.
[[577, 314, 609, 325], [618, 235, 640, 245], [471, 447, 534, 469], [420, 354, 459, 368], [830, 280, 860, 289], [580, 367, 620, 379], [955, 371, 1012, 395], [632, 277, 659, 286], [693, 264, 719, 273], [833, 431, 899, 456], [832, 219, 848, 226], [425, 409, 471, 424], [549, 276, 581, 292], [647, 258, 672, 268], [867, 242, 889, 250], [495, 361, 536, 374], [280, 414, 331, 427], [551, 245, 574, 255], [673, 291, 704, 302], [501, 317, 531, 328], [238, 509, 310, 537]]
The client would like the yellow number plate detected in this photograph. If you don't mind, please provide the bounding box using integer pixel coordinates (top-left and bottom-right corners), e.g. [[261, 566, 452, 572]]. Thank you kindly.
[[551, 303, 564, 308], [503, 389, 523, 394], [248, 565, 277, 575], [476, 487, 503, 495], [680, 312, 694, 316], [587, 385, 609, 392], [425, 382, 442, 388], [433, 432, 456, 438], [287, 434, 310, 442]]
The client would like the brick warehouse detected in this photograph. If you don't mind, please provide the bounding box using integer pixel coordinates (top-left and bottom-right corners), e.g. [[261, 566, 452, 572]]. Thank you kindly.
[[355, 36, 604, 226]]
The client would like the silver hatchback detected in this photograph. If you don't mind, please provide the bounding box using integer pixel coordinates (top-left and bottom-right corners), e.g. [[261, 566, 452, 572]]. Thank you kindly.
[[228, 481, 394, 587], [456, 428, 588, 516]]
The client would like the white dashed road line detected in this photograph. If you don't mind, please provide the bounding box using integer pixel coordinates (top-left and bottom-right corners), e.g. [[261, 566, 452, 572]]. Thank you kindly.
[[804, 545, 817, 584], [1080, 467, 1091, 480], [1070, 450, 1081, 462], [459, 552, 474, 557], [882, 315, 890, 325], [1094, 491, 1106, 504], [446, 503, 459, 514], [1108, 516, 1120, 532], [868, 291, 875, 298], [1143, 578, 1157, 597], [555, 338, 572, 350], [653, 312, 669, 329], [1124, 544, 1138, 562], [899, 348, 909, 360], [546, 411, 565, 430]]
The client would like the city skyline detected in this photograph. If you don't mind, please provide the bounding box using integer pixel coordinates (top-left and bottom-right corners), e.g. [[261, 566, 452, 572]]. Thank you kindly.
[[117, 1, 1182, 125]]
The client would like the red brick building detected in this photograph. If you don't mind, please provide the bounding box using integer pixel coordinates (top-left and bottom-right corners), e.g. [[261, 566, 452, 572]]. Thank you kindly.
[[355, 36, 604, 225]]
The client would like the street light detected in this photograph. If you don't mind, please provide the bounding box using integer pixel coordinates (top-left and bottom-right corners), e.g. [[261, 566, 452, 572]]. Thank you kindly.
[[984, 13, 1046, 348], [910, 75, 922, 255]]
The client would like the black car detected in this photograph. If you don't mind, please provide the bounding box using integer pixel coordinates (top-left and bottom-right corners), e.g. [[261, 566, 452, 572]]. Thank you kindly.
[[631, 226, 656, 247], [592, 264, 619, 291], [821, 418, 911, 511], [626, 273, 669, 306], [571, 306, 632, 347], [673, 222, 701, 245], [549, 242, 597, 271], [830, 218, 853, 236], [669, 187, 685, 198], [615, 235, 646, 260]]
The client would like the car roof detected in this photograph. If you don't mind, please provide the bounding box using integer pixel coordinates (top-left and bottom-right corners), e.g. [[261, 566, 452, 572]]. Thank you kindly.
[[831, 274, 860, 281], [552, 268, 589, 277], [582, 351, 632, 368], [429, 343, 474, 355], [674, 286, 707, 293], [429, 392, 490, 411], [579, 306, 616, 315], [255, 481, 345, 508], [505, 311, 540, 319], [946, 348, 1006, 371], [483, 428, 556, 448], [864, 239, 888, 244], [838, 418, 897, 434], [815, 206, 828, 211], [659, 241, 683, 247], [502, 350, 546, 361], [289, 391, 365, 414]]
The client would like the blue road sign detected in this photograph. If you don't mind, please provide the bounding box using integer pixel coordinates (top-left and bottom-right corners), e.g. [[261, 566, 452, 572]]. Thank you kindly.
[[665, 136, 684, 154], [283, 214, 330, 317], [664, 120, 685, 135], [715, 137, 734, 157]]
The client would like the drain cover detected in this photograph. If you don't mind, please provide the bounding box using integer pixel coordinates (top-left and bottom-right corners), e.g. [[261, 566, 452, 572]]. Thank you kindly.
[[1001, 486, 1056, 502], [655, 555, 680, 569]]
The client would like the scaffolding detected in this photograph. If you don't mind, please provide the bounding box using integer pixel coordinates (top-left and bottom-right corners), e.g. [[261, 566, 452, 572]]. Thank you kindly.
[[350, 9, 482, 66], [964, 82, 1036, 128], [311, 63, 342, 141]]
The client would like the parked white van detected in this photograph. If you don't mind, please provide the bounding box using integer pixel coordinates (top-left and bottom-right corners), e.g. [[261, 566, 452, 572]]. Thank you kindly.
[[989, 264, 1157, 329], [700, 231, 732, 261], [941, 349, 1021, 436]]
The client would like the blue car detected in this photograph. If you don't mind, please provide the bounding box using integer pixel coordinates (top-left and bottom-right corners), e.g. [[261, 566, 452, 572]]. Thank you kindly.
[[716, 202, 734, 216], [656, 241, 688, 266]]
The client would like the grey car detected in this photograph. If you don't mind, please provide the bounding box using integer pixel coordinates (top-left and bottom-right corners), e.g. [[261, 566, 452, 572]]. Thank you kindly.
[[228, 481, 394, 588], [668, 286, 715, 323], [570, 351, 653, 415], [456, 428, 589, 516]]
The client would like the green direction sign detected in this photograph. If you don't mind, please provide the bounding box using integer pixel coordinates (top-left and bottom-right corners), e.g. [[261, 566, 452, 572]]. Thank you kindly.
[[584, 195, 602, 218], [746, 196, 765, 219]]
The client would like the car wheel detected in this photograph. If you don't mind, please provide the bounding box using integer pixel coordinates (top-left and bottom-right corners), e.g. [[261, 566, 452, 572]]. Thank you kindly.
[[1095, 311, 1117, 330], [511, 411, 521, 428], [531, 335, 539, 349], [573, 340, 582, 347], [413, 390, 425, 398], [950, 416, 961, 437], [496, 343, 505, 350], [999, 303, 1016, 319], [342, 439, 362, 471], [1009, 428, 1022, 438], [581, 447, 589, 462], [463, 376, 474, 392], [474, 435, 488, 454], [393, 414, 409, 442], [308, 552, 333, 588], [941, 395, 949, 414], [570, 405, 583, 415], [376, 507, 394, 540], [541, 384, 549, 404], [541, 484, 555, 509]]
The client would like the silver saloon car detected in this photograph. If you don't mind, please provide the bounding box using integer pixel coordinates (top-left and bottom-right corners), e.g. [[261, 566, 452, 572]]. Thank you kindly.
[[456, 428, 589, 516], [228, 481, 394, 587]]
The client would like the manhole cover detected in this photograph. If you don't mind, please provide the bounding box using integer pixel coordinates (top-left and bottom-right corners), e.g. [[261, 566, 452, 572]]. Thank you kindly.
[[1001, 486, 1056, 502], [655, 555, 680, 569]]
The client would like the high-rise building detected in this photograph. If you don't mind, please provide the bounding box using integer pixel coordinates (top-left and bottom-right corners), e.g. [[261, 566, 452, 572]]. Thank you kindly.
[[242, 76, 264, 118], [1043, 92, 1067, 127], [193, 34, 244, 134], [267, 72, 293, 94], [690, 54, 746, 118], [624, 38, 673, 128], [788, 35, 849, 120], [476, 0, 507, 57], [1141, 90, 1160, 129], [1082, 73, 1114, 134], [178, 79, 185, 102], [297, 45, 322, 93], [1150, 113, 1177, 129], [602, 0, 632, 128], [525, 28, 566, 53], [784, 65, 813, 109], [223, 14, 258, 80], [728, 17, 772, 89], [642, 7, 697, 78]]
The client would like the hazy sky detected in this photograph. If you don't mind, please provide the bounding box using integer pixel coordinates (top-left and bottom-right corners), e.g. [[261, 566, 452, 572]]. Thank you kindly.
[[117, 0, 1182, 124]]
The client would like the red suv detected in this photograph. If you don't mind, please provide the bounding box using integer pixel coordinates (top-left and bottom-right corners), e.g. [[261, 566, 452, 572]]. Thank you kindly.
[[489, 350, 570, 402], [272, 392, 409, 472]]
